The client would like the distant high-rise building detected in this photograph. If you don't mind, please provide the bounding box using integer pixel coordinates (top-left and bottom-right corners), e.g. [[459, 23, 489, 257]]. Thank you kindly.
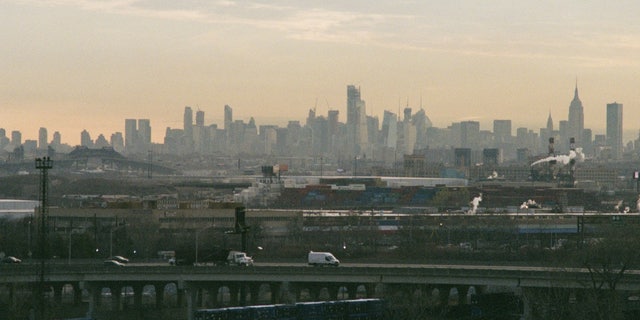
[[80, 130, 92, 148], [460, 121, 480, 149], [38, 127, 48, 150], [224, 105, 233, 130], [568, 84, 584, 144], [224, 104, 233, 149], [346, 85, 367, 156], [403, 107, 412, 122], [138, 119, 151, 151], [327, 110, 339, 134], [52, 131, 61, 146], [381, 110, 398, 149], [0, 129, 9, 150], [493, 120, 512, 145], [412, 109, 432, 150], [11, 131, 21, 146], [183, 106, 193, 135], [606, 102, 623, 159], [196, 110, 205, 127], [111, 132, 124, 153], [346, 85, 361, 127], [125, 119, 137, 152], [183, 106, 194, 152], [94, 134, 109, 148]]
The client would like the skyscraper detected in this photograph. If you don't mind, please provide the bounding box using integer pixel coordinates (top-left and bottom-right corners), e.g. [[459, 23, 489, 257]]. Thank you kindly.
[[381, 110, 398, 149], [346, 85, 367, 156], [196, 110, 205, 127], [38, 127, 48, 150], [137, 119, 151, 151], [183, 106, 194, 152], [346, 85, 361, 127], [460, 121, 480, 149], [183, 106, 193, 136], [224, 105, 233, 130], [125, 119, 137, 153], [606, 102, 623, 159], [52, 132, 61, 146], [567, 84, 584, 144], [493, 120, 512, 145], [80, 130, 92, 148], [11, 131, 21, 146]]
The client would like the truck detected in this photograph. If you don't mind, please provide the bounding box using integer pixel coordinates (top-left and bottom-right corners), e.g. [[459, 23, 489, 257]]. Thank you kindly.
[[308, 251, 340, 267], [170, 248, 253, 266], [226, 250, 254, 266]]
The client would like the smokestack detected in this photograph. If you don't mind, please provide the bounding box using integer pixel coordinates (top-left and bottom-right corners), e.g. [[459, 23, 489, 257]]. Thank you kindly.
[[548, 137, 555, 156], [569, 137, 575, 151]]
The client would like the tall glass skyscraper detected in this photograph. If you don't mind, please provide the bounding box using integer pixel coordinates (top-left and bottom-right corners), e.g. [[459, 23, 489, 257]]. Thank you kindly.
[[606, 102, 623, 159]]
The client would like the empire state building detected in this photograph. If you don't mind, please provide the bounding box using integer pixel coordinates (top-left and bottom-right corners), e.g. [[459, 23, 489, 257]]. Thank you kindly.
[[567, 84, 584, 145]]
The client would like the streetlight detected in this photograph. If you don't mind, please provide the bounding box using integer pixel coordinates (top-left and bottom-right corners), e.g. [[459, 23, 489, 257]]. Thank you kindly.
[[195, 225, 216, 265], [27, 218, 32, 259], [439, 223, 450, 245], [110, 224, 127, 258], [354, 156, 359, 177]]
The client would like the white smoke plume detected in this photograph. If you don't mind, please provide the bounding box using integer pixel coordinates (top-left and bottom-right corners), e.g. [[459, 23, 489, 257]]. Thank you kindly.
[[531, 147, 585, 167], [520, 199, 539, 209], [614, 200, 623, 212], [468, 193, 483, 215]]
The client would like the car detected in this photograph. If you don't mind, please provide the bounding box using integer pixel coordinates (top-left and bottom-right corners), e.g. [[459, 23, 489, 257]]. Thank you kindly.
[[103, 259, 126, 267], [108, 255, 129, 264], [1, 256, 22, 264]]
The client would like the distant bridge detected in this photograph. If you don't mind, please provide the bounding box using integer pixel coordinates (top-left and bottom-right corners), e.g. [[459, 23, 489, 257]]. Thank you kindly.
[[2, 263, 639, 319]]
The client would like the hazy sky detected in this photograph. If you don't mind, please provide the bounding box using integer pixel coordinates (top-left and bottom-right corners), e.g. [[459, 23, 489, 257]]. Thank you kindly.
[[2, 0, 640, 145]]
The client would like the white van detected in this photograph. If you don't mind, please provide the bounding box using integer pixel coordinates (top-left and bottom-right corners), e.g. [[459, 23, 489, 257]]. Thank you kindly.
[[308, 251, 340, 266]]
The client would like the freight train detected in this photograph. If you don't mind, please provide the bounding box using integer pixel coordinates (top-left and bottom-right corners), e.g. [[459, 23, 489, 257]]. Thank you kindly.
[[193, 299, 385, 320]]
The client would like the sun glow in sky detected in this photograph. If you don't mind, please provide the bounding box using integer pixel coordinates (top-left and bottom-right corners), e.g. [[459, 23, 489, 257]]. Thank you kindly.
[[2, 0, 640, 145]]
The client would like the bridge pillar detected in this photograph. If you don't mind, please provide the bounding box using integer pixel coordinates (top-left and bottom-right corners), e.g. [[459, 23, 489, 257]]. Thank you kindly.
[[51, 283, 63, 305], [177, 281, 186, 307], [86, 284, 100, 318], [152, 283, 163, 309], [132, 283, 144, 310], [307, 284, 322, 301], [112, 285, 124, 311], [372, 283, 386, 298], [266, 282, 277, 304], [288, 282, 300, 303], [327, 285, 339, 301], [229, 283, 239, 306], [347, 284, 359, 299], [520, 287, 533, 320], [184, 284, 197, 320], [193, 286, 203, 308], [239, 283, 250, 306], [73, 282, 83, 306], [277, 281, 294, 304], [206, 283, 220, 307], [249, 283, 261, 305], [7, 283, 16, 310]]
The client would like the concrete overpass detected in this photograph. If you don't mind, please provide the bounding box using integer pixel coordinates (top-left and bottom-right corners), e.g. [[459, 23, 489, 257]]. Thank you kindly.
[[2, 263, 639, 319]]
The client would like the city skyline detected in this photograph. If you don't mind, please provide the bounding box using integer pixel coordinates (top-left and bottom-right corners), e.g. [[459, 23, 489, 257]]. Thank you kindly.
[[2, 84, 639, 148], [2, 1, 640, 145]]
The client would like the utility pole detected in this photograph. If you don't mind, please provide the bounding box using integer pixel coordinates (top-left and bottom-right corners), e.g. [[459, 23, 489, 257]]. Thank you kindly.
[[35, 157, 52, 320], [231, 206, 249, 305]]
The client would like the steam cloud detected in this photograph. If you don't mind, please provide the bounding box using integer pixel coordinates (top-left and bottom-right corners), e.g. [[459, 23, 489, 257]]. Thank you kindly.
[[520, 199, 539, 209], [468, 193, 483, 215], [530, 147, 585, 167]]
